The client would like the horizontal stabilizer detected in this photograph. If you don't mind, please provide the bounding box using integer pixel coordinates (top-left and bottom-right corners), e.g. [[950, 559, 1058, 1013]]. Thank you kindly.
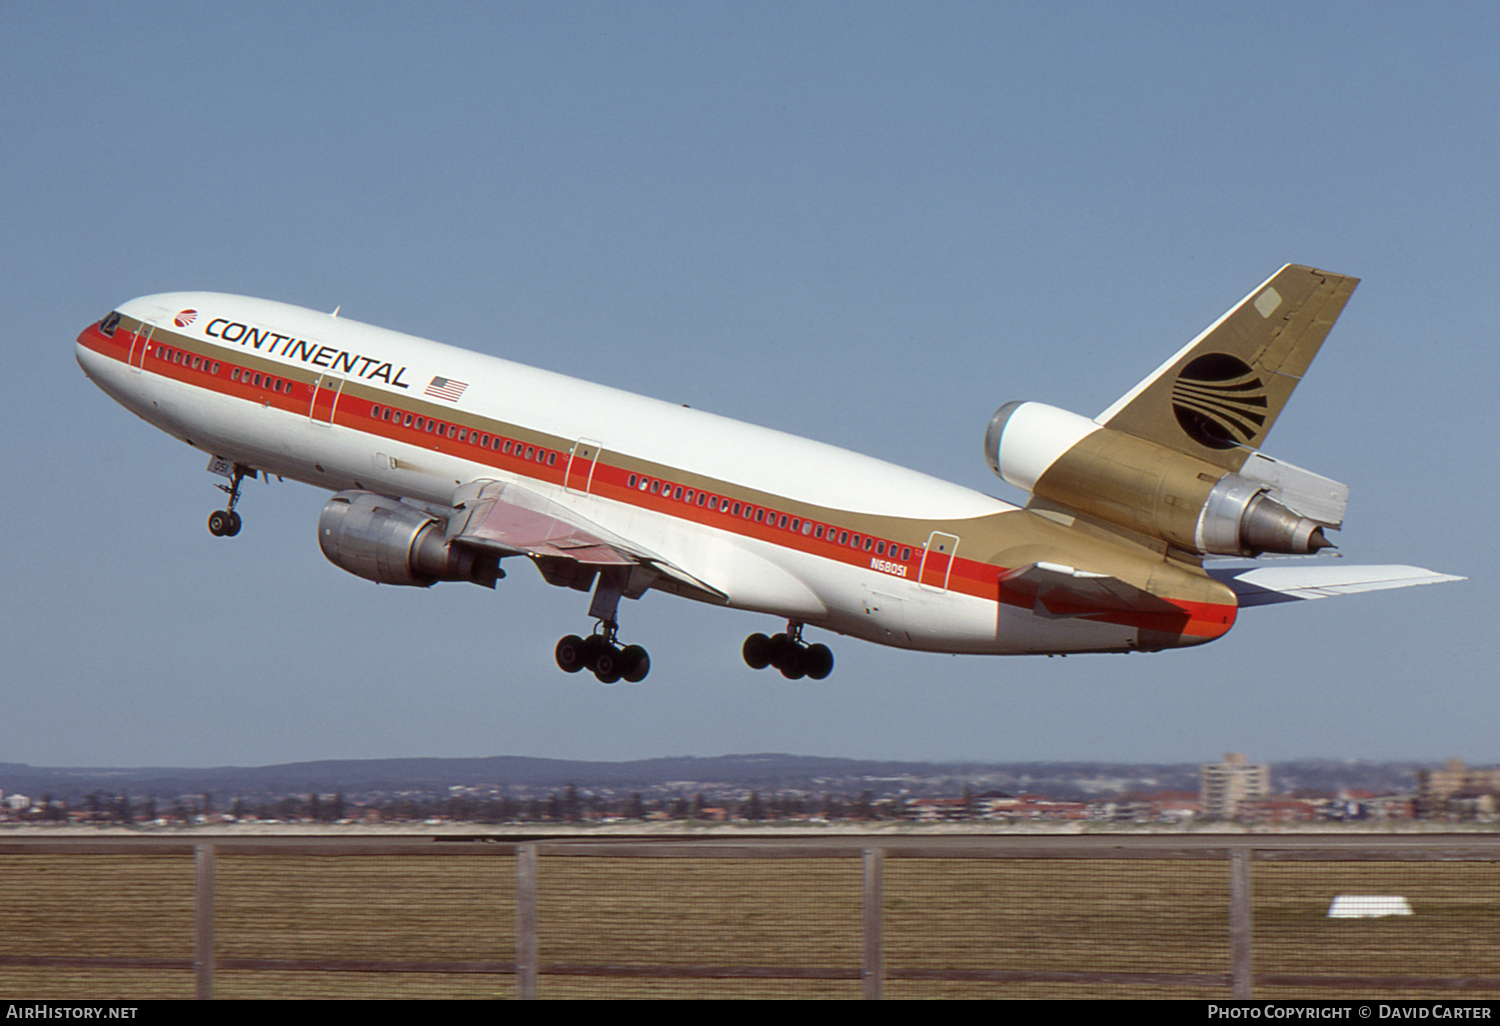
[[1207, 564, 1464, 607]]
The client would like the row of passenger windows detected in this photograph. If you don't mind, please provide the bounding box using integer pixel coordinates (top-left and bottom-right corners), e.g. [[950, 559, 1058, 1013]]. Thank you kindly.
[[152, 343, 297, 396], [624, 473, 913, 561], [151, 344, 220, 377], [231, 366, 293, 393], [368, 404, 559, 467]]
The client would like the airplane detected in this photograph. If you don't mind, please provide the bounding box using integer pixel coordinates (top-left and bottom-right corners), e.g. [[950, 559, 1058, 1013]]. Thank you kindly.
[[75, 264, 1460, 684]]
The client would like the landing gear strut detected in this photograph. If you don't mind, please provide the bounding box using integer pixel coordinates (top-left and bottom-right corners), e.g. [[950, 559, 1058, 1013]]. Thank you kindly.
[[555, 571, 651, 683], [208, 462, 249, 537], [743, 622, 833, 680]]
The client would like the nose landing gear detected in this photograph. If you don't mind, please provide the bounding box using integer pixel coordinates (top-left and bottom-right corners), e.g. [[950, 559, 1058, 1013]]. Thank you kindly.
[[207, 460, 250, 537], [743, 622, 833, 680]]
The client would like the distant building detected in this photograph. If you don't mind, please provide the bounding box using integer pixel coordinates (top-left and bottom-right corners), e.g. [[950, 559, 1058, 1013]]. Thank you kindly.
[[1200, 753, 1269, 819], [1417, 759, 1500, 818]]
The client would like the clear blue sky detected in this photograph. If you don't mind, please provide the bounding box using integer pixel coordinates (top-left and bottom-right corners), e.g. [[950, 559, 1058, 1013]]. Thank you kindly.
[[3, 2, 1492, 768]]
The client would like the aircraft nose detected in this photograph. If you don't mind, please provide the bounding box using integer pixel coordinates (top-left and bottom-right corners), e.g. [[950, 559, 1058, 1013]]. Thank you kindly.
[[75, 325, 105, 379]]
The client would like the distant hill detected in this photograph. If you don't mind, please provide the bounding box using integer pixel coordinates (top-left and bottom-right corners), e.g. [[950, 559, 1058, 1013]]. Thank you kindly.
[[0, 754, 1439, 804]]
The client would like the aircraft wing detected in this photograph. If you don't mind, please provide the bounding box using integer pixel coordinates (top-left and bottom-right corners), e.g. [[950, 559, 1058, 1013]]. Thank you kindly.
[[997, 561, 1184, 619], [445, 479, 727, 600], [1207, 564, 1465, 607]]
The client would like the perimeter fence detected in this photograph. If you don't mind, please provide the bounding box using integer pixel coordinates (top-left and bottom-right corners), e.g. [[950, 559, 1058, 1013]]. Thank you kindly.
[[2, 833, 1498, 999]]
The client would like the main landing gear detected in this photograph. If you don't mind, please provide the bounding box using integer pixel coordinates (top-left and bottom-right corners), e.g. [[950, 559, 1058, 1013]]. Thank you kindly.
[[555, 571, 651, 684], [743, 622, 834, 680], [207, 462, 249, 537], [555, 626, 650, 685]]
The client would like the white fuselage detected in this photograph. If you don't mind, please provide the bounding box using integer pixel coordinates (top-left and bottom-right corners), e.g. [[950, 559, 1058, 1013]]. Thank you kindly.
[[76, 292, 1207, 657]]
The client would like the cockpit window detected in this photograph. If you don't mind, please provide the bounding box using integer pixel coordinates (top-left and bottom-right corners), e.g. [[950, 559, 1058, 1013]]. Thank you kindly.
[[99, 311, 122, 337]]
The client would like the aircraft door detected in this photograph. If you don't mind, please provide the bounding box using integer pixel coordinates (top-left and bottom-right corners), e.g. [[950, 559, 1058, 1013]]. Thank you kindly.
[[565, 438, 603, 494], [127, 320, 157, 372], [309, 373, 345, 425], [918, 531, 960, 592]]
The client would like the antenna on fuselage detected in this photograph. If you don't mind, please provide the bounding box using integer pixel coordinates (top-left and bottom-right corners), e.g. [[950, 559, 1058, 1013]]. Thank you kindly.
[[330, 305, 341, 318]]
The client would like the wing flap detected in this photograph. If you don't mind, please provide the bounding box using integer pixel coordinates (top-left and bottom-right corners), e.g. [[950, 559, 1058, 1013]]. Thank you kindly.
[[448, 480, 726, 598]]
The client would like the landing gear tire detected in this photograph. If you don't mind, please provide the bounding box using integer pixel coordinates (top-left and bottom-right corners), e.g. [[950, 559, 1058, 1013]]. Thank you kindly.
[[778, 644, 806, 680], [224, 511, 242, 536], [208, 511, 229, 537], [743, 633, 772, 670], [621, 645, 650, 683], [592, 645, 624, 685], [805, 643, 834, 681], [556, 635, 588, 673]]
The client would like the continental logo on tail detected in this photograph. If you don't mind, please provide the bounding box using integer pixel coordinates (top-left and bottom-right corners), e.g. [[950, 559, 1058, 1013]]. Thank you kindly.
[[1170, 353, 1268, 450]]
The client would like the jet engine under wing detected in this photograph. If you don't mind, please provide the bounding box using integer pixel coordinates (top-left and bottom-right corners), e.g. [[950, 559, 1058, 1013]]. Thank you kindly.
[[998, 561, 1184, 619], [447, 479, 728, 601], [1207, 564, 1466, 607]]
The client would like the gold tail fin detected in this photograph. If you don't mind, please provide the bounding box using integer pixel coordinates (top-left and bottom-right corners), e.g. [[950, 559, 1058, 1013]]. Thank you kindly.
[[1098, 264, 1358, 470]]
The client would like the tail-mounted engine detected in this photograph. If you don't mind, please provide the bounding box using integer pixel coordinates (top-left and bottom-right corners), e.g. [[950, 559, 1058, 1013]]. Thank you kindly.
[[984, 401, 1345, 557], [318, 491, 502, 588]]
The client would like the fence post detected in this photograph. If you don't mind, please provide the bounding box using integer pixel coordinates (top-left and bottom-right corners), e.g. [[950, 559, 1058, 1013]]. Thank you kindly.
[[516, 842, 538, 1000], [193, 841, 216, 1000], [1229, 846, 1253, 999], [862, 847, 884, 1000]]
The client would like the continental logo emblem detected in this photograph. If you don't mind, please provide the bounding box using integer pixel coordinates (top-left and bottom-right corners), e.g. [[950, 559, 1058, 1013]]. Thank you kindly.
[[1171, 353, 1267, 449], [174, 309, 198, 328]]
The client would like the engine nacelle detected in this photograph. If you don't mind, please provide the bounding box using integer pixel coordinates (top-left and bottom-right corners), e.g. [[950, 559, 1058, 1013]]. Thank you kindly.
[[984, 401, 1336, 557], [318, 491, 501, 588]]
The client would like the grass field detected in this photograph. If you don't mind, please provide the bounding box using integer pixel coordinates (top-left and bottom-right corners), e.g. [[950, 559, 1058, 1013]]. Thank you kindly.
[[1, 846, 1497, 999]]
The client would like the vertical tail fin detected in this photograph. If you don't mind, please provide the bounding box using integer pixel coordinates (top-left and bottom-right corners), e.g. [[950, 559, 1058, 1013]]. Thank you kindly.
[[1097, 264, 1358, 470]]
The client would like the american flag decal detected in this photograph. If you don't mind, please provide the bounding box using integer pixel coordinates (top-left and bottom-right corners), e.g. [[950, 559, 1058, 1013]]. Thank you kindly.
[[424, 376, 468, 402]]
